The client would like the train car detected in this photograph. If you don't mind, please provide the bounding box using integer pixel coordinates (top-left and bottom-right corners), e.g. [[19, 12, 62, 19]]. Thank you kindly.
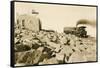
[[64, 26, 87, 38]]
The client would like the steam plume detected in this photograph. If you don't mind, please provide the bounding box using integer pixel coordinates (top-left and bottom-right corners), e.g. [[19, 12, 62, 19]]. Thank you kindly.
[[76, 19, 96, 27]]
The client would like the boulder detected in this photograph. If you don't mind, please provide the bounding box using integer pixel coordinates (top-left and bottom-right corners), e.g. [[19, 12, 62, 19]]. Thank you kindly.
[[68, 51, 87, 63]]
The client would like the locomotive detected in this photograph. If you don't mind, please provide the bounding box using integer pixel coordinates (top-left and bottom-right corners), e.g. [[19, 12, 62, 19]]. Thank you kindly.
[[64, 26, 88, 38]]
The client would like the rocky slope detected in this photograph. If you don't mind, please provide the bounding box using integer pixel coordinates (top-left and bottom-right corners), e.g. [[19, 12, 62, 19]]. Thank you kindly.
[[14, 26, 96, 66]]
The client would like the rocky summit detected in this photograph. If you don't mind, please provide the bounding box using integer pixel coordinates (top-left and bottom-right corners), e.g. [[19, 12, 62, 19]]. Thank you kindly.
[[14, 25, 96, 66], [14, 14, 96, 66]]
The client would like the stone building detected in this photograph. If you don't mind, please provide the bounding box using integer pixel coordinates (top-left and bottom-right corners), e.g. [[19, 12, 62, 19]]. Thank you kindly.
[[16, 13, 41, 32]]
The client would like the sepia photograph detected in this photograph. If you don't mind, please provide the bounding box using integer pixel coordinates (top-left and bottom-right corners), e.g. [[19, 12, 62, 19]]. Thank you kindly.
[[11, 1, 97, 67]]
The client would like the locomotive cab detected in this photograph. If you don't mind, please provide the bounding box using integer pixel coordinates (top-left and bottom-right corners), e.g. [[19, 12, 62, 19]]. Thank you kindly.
[[76, 26, 87, 38]]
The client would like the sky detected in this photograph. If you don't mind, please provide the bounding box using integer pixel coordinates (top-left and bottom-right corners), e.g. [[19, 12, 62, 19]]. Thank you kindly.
[[15, 2, 97, 37]]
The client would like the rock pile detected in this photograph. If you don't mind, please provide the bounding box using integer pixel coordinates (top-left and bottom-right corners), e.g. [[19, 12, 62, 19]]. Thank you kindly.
[[14, 25, 96, 66]]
